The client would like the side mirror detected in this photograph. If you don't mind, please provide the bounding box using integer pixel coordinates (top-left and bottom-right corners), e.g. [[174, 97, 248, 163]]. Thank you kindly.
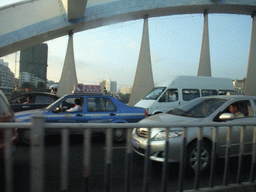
[[219, 113, 234, 120]]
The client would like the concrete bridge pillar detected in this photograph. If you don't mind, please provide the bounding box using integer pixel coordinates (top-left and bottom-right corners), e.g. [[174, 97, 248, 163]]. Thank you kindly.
[[128, 16, 154, 106], [57, 31, 78, 97], [197, 10, 211, 77], [244, 13, 256, 96]]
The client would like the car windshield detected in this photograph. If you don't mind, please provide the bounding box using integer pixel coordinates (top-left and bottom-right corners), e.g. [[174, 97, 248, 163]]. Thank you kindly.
[[168, 98, 227, 118], [143, 87, 166, 100], [45, 97, 64, 111]]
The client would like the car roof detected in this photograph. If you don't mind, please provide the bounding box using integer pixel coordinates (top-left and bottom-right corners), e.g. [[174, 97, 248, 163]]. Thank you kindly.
[[21, 92, 58, 96], [199, 95, 256, 100]]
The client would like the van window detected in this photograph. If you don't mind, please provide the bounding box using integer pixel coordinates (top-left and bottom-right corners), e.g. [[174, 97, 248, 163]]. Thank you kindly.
[[144, 87, 166, 100], [182, 89, 200, 101], [218, 90, 234, 95], [159, 89, 178, 102], [201, 89, 217, 97]]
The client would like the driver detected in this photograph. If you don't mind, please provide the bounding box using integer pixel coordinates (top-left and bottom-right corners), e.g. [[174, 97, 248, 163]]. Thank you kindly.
[[66, 99, 83, 112], [229, 103, 244, 118]]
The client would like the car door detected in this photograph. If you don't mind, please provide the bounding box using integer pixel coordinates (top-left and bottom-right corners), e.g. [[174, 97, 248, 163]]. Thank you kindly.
[[45, 96, 85, 133], [216, 100, 253, 156], [157, 89, 180, 112], [85, 97, 119, 124]]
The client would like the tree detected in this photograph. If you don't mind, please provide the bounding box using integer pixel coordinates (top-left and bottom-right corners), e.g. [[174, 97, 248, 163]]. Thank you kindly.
[[21, 82, 35, 91], [37, 82, 45, 91]]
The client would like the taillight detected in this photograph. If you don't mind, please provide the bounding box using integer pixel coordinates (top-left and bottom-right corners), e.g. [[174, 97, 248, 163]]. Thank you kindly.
[[145, 109, 148, 117]]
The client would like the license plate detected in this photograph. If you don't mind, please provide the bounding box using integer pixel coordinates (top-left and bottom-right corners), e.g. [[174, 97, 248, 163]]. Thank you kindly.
[[132, 138, 139, 148]]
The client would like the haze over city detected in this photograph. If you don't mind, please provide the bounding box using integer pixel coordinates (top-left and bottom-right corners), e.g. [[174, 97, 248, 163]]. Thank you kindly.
[[0, 0, 252, 88]]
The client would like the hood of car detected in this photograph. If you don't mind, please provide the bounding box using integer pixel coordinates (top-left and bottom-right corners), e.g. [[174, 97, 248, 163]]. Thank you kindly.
[[15, 109, 44, 122], [139, 112, 202, 125], [135, 99, 155, 109]]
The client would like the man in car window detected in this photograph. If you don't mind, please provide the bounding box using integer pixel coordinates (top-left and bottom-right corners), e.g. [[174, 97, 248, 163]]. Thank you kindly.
[[66, 99, 83, 112], [229, 103, 245, 118], [23, 95, 32, 104], [169, 90, 177, 101]]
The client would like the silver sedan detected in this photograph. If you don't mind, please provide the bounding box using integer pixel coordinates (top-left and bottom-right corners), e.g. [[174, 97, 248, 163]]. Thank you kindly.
[[132, 95, 256, 172]]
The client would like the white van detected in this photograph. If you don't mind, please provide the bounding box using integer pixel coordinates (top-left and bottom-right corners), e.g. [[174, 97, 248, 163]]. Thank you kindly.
[[135, 75, 234, 115]]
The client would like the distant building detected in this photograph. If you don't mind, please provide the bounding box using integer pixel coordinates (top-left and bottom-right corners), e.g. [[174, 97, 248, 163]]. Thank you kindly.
[[19, 72, 45, 88], [0, 59, 15, 89], [19, 43, 48, 87], [233, 79, 245, 93], [119, 87, 132, 94], [99, 80, 106, 92], [100, 79, 117, 94]]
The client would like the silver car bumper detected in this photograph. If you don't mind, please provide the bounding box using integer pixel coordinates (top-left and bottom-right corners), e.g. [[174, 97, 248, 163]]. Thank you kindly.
[[131, 129, 182, 163]]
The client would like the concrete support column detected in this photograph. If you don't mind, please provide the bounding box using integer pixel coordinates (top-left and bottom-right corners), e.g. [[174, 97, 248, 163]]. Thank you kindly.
[[197, 10, 211, 77], [244, 13, 256, 96], [57, 31, 78, 97], [128, 16, 154, 106]]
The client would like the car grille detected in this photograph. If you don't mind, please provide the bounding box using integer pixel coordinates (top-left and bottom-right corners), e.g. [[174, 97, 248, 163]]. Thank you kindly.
[[136, 128, 148, 138]]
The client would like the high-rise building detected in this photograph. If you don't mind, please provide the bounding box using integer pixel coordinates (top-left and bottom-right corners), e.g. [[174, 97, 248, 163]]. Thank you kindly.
[[0, 59, 15, 89], [100, 79, 117, 93], [119, 87, 132, 94], [19, 43, 48, 87]]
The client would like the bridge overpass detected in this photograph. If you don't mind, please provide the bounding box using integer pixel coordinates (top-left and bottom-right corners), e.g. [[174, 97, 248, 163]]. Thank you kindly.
[[1, 0, 256, 102]]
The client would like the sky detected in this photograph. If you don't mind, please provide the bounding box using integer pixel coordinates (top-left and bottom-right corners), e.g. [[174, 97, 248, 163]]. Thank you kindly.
[[0, 0, 253, 89]]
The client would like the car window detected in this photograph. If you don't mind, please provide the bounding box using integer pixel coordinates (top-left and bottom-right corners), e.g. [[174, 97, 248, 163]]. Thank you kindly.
[[52, 97, 83, 112], [35, 95, 55, 104], [87, 97, 116, 112], [169, 98, 227, 118], [105, 98, 117, 112], [222, 100, 252, 118], [0, 96, 11, 115], [182, 89, 200, 101]]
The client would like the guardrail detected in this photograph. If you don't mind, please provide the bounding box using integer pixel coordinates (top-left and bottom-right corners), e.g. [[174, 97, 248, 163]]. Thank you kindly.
[[1, 112, 256, 192]]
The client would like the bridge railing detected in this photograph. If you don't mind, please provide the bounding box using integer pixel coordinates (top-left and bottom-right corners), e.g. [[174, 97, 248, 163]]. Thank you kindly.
[[1, 112, 256, 192]]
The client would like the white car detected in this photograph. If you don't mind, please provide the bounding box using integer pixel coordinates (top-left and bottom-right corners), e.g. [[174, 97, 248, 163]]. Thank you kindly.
[[132, 95, 256, 172]]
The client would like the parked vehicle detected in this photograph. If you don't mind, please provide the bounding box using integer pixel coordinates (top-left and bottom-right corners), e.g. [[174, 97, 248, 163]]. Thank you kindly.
[[135, 75, 234, 115], [15, 93, 147, 144], [132, 95, 256, 172], [9, 92, 59, 112], [0, 89, 18, 160]]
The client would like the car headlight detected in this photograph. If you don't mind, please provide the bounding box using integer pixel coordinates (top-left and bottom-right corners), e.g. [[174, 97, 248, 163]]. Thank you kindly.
[[152, 130, 183, 141]]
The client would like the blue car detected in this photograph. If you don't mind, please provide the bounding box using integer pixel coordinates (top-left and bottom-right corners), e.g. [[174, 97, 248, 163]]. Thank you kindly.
[[15, 94, 147, 144]]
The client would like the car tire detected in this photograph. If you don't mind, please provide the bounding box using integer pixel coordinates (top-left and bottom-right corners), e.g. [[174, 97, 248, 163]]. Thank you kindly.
[[187, 141, 211, 173], [19, 129, 31, 145], [113, 128, 126, 143]]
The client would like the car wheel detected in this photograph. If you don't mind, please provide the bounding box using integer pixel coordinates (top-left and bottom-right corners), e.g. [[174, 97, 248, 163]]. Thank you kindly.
[[113, 128, 126, 143], [187, 141, 211, 173], [20, 129, 31, 145]]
